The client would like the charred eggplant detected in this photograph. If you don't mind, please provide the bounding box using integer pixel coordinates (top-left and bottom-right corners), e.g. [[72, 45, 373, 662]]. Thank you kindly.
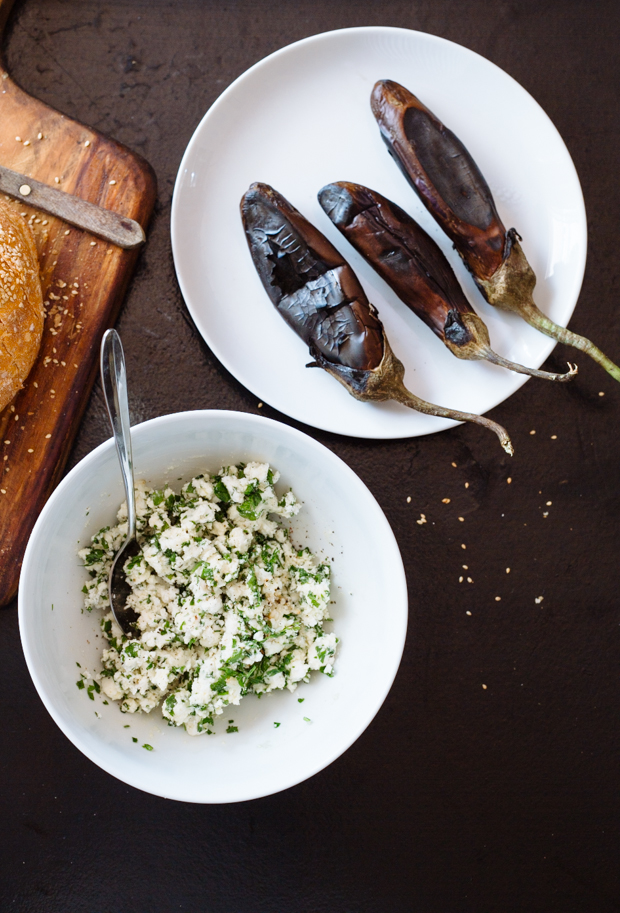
[[318, 181, 575, 382], [241, 182, 514, 454], [371, 79, 620, 382]]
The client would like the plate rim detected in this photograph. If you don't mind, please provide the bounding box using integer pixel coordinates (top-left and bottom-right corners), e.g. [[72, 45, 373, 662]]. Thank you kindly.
[[171, 25, 587, 440]]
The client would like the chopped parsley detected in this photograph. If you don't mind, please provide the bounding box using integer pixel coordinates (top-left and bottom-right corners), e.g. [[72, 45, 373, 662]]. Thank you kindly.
[[78, 461, 337, 737]]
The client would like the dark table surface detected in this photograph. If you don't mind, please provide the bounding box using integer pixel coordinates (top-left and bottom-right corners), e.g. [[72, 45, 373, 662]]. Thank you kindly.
[[2, 1, 619, 911]]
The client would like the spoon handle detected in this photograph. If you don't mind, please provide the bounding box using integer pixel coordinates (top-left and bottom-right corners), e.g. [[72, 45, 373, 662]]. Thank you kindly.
[[100, 329, 137, 541]]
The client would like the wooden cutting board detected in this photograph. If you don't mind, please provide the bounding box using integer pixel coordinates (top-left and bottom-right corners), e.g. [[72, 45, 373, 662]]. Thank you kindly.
[[0, 0, 157, 605]]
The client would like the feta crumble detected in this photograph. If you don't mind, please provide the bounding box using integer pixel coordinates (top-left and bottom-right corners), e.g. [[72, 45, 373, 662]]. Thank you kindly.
[[79, 462, 337, 736]]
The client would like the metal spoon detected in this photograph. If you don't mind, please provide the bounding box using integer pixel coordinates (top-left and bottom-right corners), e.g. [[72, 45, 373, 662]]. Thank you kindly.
[[100, 329, 140, 637]]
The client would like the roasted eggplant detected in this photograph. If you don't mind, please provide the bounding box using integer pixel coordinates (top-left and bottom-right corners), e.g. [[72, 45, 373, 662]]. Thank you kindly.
[[371, 79, 620, 383], [318, 181, 575, 382], [241, 182, 514, 454]]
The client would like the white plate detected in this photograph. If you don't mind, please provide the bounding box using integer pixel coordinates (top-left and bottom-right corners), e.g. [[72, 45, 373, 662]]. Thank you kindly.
[[19, 411, 407, 803], [171, 27, 586, 439]]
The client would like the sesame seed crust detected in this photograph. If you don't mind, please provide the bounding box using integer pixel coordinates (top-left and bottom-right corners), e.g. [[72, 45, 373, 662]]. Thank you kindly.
[[0, 201, 44, 411]]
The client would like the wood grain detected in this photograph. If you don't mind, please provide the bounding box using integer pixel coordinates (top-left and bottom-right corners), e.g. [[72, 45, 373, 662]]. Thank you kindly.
[[0, 0, 156, 605]]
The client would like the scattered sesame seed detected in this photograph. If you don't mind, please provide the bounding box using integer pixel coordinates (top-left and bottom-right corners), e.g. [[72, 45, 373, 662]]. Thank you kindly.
[[466, 610, 471, 616], [23, 139, 30, 146], [599, 391, 605, 396], [37, 132, 43, 140], [90, 241, 96, 246], [416, 513, 427, 525], [507, 477, 512, 484], [19, 184, 31, 196], [464, 482, 469, 489], [482, 684, 487, 690], [442, 498, 450, 503], [461, 543, 466, 550], [45, 433, 51, 439], [54, 176, 60, 183], [467, 577, 473, 583], [84, 140, 91, 147], [546, 501, 552, 506], [459, 576, 463, 582], [495, 596, 501, 602], [458, 516, 464, 522], [257, 402, 263, 408], [530, 430, 536, 435], [27, 448, 33, 453], [551, 435, 557, 440], [74, 363, 78, 368], [543, 512, 549, 518], [535, 596, 544, 604], [451, 462, 457, 467], [0, 490, 5, 495], [462, 564, 468, 569], [506, 568, 511, 574], [64, 229, 70, 235], [406, 496, 411, 503]]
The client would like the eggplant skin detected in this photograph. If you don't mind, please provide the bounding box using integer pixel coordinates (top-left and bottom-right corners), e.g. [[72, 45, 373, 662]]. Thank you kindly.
[[318, 181, 475, 347], [371, 79, 509, 283], [240, 188, 516, 452], [241, 183, 384, 377]]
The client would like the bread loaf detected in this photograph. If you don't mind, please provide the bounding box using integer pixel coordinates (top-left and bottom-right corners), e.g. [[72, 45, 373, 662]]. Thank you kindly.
[[0, 202, 44, 412]]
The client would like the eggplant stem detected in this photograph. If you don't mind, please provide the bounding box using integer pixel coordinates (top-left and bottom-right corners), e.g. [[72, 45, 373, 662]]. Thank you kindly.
[[520, 303, 620, 383], [479, 240, 620, 384], [480, 345, 578, 383], [320, 332, 514, 455], [389, 379, 514, 456]]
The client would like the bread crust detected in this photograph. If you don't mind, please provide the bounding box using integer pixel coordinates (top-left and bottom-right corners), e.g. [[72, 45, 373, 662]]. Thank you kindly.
[[0, 202, 44, 411]]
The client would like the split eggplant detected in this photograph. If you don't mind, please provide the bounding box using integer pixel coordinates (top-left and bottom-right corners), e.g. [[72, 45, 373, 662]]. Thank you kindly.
[[241, 182, 514, 454], [318, 181, 575, 382], [371, 79, 620, 383]]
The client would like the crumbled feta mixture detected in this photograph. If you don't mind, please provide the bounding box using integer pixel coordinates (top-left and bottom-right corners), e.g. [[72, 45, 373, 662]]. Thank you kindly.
[[79, 462, 337, 736]]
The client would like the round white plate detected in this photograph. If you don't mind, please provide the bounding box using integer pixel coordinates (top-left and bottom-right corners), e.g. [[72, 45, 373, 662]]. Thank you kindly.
[[171, 27, 586, 439], [19, 410, 407, 803]]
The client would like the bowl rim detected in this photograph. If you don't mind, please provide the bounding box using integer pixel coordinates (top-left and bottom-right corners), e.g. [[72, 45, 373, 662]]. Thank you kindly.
[[18, 409, 408, 803]]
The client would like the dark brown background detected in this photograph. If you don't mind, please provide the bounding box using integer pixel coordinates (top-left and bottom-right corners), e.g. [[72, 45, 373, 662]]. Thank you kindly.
[[1, 1, 619, 910]]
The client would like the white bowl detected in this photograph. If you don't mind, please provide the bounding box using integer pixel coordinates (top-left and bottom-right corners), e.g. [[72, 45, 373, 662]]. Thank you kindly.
[[19, 410, 407, 803]]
